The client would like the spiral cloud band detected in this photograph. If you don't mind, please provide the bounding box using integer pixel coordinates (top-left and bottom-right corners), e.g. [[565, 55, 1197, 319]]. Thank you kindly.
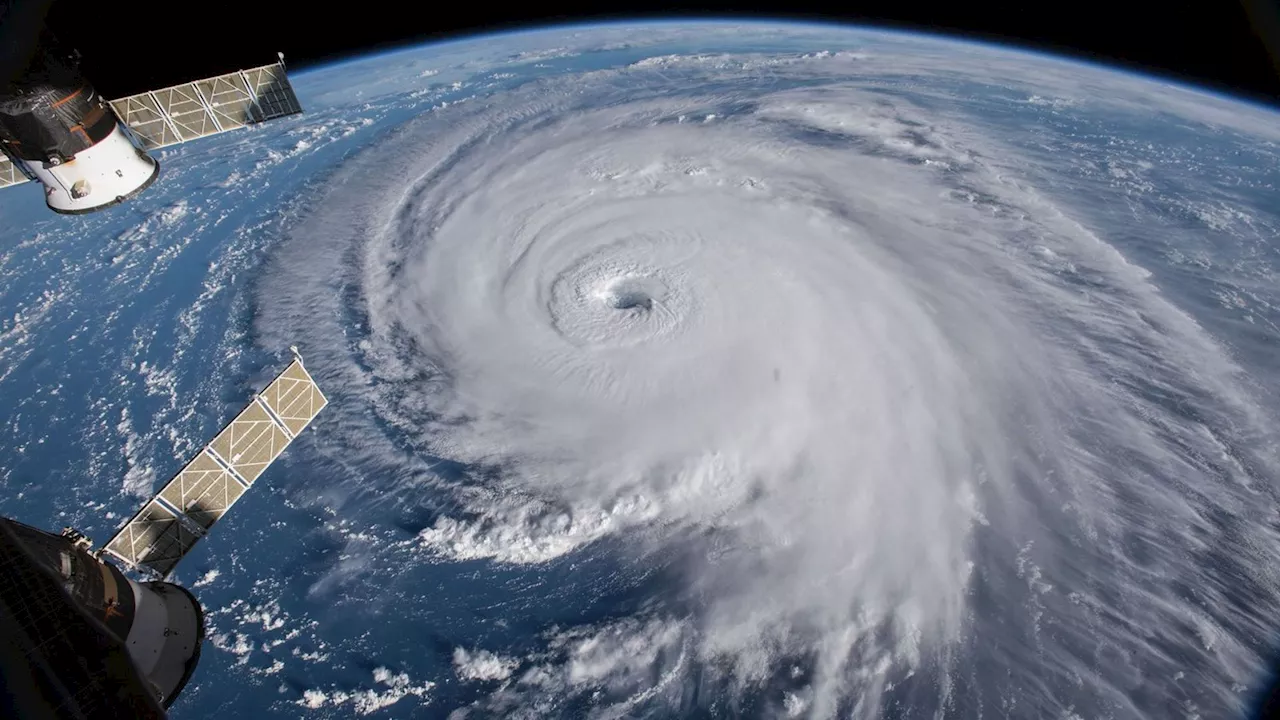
[[259, 43, 1280, 717]]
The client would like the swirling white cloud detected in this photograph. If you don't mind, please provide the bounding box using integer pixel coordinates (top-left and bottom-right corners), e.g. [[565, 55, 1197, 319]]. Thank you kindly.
[[258, 33, 1280, 718]]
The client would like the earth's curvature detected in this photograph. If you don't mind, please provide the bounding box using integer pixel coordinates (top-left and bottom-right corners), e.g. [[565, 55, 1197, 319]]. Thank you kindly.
[[3, 20, 1280, 719]]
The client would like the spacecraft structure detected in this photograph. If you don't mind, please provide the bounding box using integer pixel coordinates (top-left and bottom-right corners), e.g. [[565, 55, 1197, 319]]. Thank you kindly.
[[0, 42, 302, 213], [0, 352, 327, 715]]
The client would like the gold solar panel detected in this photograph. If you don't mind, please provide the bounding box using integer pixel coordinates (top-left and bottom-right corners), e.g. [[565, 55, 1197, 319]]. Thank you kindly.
[[108, 59, 303, 150], [0, 154, 29, 189], [238, 64, 303, 121], [103, 355, 325, 577], [103, 500, 201, 578], [158, 452, 245, 530], [208, 400, 292, 484], [258, 360, 329, 437]]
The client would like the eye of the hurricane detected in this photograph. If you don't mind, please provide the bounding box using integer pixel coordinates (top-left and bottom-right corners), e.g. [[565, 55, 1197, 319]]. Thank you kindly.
[[595, 276, 665, 312], [548, 264, 686, 347]]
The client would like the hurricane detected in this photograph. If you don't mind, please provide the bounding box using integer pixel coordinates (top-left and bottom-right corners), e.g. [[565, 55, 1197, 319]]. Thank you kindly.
[[244, 35, 1280, 719], [9, 21, 1280, 720]]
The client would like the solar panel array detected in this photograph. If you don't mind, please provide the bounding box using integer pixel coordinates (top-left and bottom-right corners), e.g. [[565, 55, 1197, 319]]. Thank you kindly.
[[0, 153, 29, 188], [103, 358, 326, 577], [108, 61, 302, 150], [0, 60, 300, 194]]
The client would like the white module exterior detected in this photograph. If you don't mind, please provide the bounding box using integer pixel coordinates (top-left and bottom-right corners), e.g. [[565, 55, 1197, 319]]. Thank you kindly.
[[30, 124, 158, 214], [122, 579, 204, 705]]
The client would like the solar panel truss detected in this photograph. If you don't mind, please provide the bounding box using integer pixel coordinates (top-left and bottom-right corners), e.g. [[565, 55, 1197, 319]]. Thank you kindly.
[[104, 357, 326, 577], [108, 60, 303, 150], [0, 153, 30, 188]]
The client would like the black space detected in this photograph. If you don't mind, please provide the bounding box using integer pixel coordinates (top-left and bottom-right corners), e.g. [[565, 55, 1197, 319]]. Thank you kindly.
[[7, 0, 1280, 105]]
